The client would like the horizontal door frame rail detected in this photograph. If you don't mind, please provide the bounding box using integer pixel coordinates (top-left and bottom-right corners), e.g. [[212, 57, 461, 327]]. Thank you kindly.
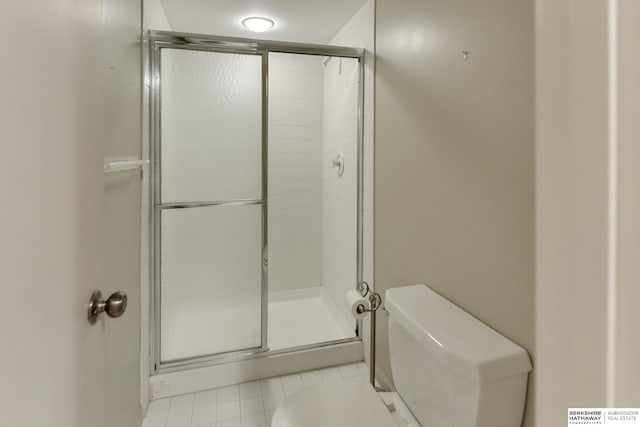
[[147, 30, 365, 59], [157, 199, 265, 209]]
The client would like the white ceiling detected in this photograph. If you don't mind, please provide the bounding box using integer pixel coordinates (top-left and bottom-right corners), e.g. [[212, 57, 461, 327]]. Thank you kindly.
[[159, 0, 367, 44]]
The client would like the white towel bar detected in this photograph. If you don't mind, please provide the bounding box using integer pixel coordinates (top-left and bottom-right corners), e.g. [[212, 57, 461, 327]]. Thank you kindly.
[[104, 159, 149, 174]]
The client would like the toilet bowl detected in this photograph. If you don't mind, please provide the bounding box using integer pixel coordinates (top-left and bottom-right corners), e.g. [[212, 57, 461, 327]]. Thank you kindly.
[[272, 284, 532, 427]]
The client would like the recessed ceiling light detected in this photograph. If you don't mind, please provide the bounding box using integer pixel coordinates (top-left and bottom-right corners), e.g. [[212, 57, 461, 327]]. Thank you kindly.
[[241, 16, 275, 33]]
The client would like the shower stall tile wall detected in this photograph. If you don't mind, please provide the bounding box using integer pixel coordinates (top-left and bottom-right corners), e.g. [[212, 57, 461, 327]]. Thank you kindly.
[[267, 52, 358, 351], [323, 0, 374, 327], [268, 51, 360, 333], [327, 0, 375, 367], [268, 53, 324, 293], [322, 56, 359, 326]]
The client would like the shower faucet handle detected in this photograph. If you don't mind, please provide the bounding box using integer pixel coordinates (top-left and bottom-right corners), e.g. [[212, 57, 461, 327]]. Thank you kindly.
[[332, 152, 344, 177]]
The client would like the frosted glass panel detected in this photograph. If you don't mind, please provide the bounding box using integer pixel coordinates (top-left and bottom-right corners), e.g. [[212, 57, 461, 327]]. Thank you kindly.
[[160, 49, 262, 202], [160, 205, 262, 362]]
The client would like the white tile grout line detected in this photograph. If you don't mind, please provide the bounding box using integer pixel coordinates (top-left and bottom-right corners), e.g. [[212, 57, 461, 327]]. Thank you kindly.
[[142, 362, 369, 427]]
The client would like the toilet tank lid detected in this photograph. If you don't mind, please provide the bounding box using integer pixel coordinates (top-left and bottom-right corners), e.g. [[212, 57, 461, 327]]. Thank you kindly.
[[385, 285, 532, 382]]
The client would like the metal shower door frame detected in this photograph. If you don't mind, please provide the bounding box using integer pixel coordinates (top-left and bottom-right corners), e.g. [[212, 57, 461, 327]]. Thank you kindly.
[[147, 30, 365, 374]]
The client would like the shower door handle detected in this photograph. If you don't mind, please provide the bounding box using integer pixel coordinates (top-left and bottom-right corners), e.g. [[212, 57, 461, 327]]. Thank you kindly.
[[87, 290, 128, 325]]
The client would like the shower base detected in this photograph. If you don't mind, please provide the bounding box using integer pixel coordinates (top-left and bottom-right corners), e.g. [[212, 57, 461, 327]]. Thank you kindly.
[[268, 287, 354, 350], [161, 287, 354, 361], [150, 287, 362, 398]]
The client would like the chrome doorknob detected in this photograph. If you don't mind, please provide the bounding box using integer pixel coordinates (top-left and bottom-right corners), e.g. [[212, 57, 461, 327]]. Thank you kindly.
[[88, 290, 128, 325]]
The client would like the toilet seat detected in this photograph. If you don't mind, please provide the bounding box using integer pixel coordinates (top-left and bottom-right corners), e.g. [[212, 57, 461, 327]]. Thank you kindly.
[[271, 380, 398, 427]]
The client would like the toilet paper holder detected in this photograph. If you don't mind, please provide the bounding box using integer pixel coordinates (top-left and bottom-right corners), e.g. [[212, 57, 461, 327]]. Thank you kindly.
[[356, 281, 382, 314]]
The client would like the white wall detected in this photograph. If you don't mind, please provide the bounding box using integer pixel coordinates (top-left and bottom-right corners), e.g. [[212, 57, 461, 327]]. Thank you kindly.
[[375, 1, 534, 426], [535, 0, 640, 423], [329, 1, 372, 48], [535, 1, 608, 419], [145, 0, 172, 30], [614, 0, 640, 405], [268, 53, 324, 292]]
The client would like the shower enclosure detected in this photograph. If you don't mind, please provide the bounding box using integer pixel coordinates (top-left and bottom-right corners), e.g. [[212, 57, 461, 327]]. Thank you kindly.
[[147, 31, 364, 373]]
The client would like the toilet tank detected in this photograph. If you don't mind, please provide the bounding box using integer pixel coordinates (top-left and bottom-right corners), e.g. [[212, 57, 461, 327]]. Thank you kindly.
[[385, 285, 532, 427]]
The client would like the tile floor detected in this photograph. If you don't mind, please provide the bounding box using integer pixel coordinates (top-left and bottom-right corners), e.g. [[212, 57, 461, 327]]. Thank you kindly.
[[142, 362, 370, 427]]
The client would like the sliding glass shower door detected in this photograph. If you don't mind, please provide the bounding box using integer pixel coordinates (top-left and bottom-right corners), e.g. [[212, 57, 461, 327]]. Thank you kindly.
[[154, 47, 267, 363], [149, 33, 366, 373]]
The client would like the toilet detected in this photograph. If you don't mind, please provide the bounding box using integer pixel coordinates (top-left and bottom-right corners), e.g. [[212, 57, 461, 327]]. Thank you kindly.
[[272, 284, 532, 427]]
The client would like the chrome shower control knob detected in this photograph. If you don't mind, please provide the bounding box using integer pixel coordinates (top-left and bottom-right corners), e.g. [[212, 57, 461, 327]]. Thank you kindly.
[[88, 290, 128, 325], [332, 151, 344, 177]]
